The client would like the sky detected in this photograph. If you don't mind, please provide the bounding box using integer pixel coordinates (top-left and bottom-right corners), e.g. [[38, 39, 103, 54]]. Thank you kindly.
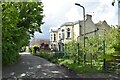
[[34, 0, 119, 39]]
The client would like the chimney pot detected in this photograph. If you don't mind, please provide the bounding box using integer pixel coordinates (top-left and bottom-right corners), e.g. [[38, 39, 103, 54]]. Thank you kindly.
[[86, 14, 92, 20]]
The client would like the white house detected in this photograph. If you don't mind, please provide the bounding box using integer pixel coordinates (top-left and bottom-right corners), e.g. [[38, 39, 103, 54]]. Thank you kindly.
[[50, 14, 110, 52]]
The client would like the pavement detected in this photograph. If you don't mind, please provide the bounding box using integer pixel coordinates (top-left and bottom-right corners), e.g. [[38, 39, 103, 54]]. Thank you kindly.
[[2, 52, 120, 79]]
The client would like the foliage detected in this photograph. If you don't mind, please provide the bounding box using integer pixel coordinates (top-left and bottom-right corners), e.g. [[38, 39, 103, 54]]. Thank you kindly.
[[100, 27, 120, 62], [64, 42, 79, 63], [66, 63, 103, 73], [39, 51, 103, 73], [37, 50, 52, 60], [40, 43, 50, 50], [30, 45, 40, 55], [107, 27, 120, 55], [2, 2, 44, 65], [59, 59, 73, 65], [20, 46, 26, 52], [16, 2, 44, 35]]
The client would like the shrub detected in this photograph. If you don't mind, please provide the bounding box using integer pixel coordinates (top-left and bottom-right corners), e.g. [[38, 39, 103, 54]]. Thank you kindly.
[[30, 45, 40, 55], [2, 49, 20, 66], [20, 46, 26, 52]]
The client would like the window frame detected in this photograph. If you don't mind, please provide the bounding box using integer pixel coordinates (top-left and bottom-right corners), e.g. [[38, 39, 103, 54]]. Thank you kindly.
[[67, 28, 70, 38], [54, 33, 56, 42]]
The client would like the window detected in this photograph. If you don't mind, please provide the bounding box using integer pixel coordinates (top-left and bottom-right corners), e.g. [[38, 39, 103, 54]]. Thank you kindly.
[[59, 33, 61, 39], [62, 29, 64, 39], [54, 34, 56, 41], [67, 28, 70, 38], [51, 34, 52, 41], [54, 44, 56, 48], [80, 25, 82, 35], [62, 33, 64, 40], [51, 44, 53, 48]]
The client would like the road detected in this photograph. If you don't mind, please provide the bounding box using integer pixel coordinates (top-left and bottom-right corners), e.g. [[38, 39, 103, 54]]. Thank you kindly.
[[2, 52, 120, 79], [3, 52, 80, 79]]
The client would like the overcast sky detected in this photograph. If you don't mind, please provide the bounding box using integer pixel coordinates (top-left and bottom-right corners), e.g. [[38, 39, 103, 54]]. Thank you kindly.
[[34, 0, 118, 39]]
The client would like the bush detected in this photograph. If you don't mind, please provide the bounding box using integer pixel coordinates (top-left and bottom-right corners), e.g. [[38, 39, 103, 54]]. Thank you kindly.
[[30, 45, 40, 55], [20, 46, 26, 52], [2, 50, 20, 66]]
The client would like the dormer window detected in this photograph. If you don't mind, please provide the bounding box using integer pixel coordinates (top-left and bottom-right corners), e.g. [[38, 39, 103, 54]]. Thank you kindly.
[[67, 28, 70, 38]]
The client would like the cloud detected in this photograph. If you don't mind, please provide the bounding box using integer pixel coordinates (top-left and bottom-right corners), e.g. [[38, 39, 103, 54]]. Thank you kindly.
[[92, 0, 118, 25], [65, 8, 82, 22], [34, 0, 118, 39]]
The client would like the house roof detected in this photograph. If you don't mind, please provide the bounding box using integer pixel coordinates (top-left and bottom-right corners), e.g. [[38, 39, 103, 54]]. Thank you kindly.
[[61, 22, 74, 27], [95, 20, 110, 27], [50, 29, 58, 32], [30, 38, 50, 47], [74, 20, 84, 25], [50, 19, 110, 33]]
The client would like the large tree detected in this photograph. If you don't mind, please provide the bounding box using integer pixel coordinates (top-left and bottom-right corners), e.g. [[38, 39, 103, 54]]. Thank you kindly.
[[2, 2, 44, 65]]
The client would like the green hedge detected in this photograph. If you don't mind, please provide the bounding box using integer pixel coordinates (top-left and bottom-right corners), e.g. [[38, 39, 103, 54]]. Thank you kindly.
[[2, 48, 20, 65], [2, 2, 44, 65], [30, 45, 40, 55]]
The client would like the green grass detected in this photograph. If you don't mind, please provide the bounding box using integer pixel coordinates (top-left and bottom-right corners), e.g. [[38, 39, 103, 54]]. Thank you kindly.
[[57, 59, 103, 73], [36, 51, 104, 73], [66, 63, 103, 73], [59, 59, 73, 65]]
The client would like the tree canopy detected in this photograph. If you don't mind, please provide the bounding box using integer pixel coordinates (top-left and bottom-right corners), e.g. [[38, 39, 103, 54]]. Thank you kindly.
[[2, 2, 44, 65]]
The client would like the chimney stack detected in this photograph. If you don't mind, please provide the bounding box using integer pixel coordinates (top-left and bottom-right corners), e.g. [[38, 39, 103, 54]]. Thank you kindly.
[[86, 14, 92, 20]]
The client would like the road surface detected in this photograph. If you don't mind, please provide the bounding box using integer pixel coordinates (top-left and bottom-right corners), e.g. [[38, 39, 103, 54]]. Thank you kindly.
[[3, 52, 80, 79], [2, 52, 120, 79]]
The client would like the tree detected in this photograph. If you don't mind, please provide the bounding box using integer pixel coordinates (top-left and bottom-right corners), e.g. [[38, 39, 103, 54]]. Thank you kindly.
[[104, 27, 120, 59], [64, 41, 79, 63], [2, 2, 44, 65], [16, 2, 44, 35]]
